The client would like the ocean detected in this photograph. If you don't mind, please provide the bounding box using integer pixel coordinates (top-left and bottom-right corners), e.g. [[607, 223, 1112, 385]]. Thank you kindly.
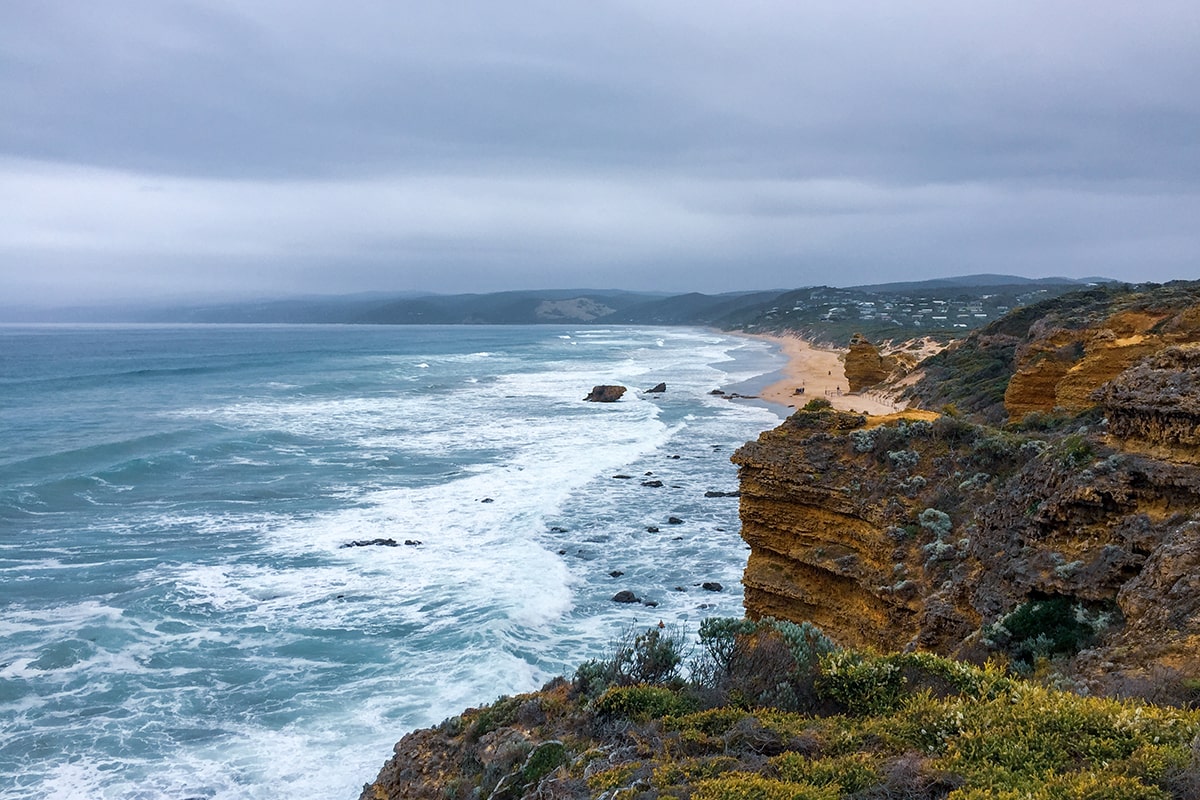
[[0, 323, 785, 799]]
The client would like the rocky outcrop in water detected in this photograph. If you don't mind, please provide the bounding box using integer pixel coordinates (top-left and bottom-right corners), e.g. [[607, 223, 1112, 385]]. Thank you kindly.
[[583, 385, 626, 402]]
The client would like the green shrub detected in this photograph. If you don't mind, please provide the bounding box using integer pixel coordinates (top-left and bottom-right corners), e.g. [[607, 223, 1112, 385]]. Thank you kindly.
[[594, 684, 695, 720], [918, 508, 953, 538], [467, 694, 526, 740], [802, 397, 832, 411], [653, 756, 742, 790], [574, 624, 688, 698], [692, 773, 839, 800], [771, 752, 881, 793], [611, 625, 686, 686], [520, 741, 568, 785], [985, 597, 1114, 666], [816, 650, 906, 715], [693, 618, 834, 711]]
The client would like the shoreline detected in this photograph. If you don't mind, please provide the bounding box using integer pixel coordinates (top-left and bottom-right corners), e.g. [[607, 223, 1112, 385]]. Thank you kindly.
[[736, 332, 904, 416]]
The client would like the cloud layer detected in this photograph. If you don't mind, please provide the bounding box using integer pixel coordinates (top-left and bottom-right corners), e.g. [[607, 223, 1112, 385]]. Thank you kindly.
[[3, 1, 1198, 304]]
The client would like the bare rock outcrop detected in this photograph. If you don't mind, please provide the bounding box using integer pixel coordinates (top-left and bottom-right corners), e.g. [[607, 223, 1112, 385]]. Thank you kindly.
[[583, 385, 626, 402], [843, 333, 890, 392], [1095, 344, 1200, 458]]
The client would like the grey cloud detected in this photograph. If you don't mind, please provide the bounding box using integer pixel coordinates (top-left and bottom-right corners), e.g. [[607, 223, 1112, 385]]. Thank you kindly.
[[1, 1, 1198, 305]]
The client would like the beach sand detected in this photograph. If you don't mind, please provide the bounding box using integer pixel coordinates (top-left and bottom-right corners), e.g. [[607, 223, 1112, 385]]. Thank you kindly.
[[747, 333, 904, 416]]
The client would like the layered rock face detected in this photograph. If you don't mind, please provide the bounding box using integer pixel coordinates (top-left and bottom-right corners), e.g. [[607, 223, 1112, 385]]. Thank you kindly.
[[1095, 344, 1200, 459], [733, 407, 1200, 696], [736, 281, 1200, 696]]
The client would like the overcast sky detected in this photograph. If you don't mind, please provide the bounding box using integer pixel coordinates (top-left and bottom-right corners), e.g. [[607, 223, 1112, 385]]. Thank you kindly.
[[2, 1, 1198, 305]]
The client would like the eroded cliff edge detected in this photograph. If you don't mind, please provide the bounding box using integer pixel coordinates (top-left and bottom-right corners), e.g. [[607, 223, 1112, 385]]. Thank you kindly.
[[734, 281, 1200, 698]]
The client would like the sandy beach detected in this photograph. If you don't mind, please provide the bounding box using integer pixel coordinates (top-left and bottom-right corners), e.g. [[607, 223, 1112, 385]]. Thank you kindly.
[[744, 333, 904, 416]]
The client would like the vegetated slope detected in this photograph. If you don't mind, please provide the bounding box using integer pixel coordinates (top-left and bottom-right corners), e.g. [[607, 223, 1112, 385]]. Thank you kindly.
[[599, 290, 785, 325], [360, 619, 1200, 800], [734, 280, 1200, 699], [903, 280, 1200, 426], [6, 273, 1102, 329], [727, 277, 1104, 348]]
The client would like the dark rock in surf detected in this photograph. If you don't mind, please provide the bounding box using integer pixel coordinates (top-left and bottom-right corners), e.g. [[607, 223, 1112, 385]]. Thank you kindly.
[[645, 382, 667, 393], [584, 385, 627, 402], [341, 538, 399, 548], [611, 590, 640, 604]]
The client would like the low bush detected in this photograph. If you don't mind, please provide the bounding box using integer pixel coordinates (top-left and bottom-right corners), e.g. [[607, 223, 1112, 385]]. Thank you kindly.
[[593, 684, 695, 720], [693, 773, 839, 800], [467, 619, 1200, 800], [693, 617, 834, 711], [984, 596, 1115, 667]]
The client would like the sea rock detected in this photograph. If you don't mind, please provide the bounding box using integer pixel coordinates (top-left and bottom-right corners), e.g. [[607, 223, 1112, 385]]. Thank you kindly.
[[701, 582, 723, 592], [646, 526, 659, 533], [609, 570, 624, 578], [341, 538, 399, 548], [641, 480, 663, 488], [611, 590, 639, 604], [645, 382, 667, 393], [705, 490, 740, 498], [667, 516, 683, 524], [583, 385, 627, 402]]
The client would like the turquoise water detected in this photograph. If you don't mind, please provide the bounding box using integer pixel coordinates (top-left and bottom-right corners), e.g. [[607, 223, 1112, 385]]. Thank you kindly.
[[0, 324, 784, 799]]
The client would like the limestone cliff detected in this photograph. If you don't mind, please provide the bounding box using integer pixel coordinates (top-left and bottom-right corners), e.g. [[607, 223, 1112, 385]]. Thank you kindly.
[[736, 280, 1200, 697]]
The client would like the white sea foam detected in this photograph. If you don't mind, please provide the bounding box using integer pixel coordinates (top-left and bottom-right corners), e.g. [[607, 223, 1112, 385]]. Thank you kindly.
[[0, 325, 787, 800]]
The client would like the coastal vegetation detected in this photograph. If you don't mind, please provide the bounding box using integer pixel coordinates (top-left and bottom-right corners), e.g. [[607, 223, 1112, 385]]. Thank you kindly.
[[360, 618, 1200, 799]]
